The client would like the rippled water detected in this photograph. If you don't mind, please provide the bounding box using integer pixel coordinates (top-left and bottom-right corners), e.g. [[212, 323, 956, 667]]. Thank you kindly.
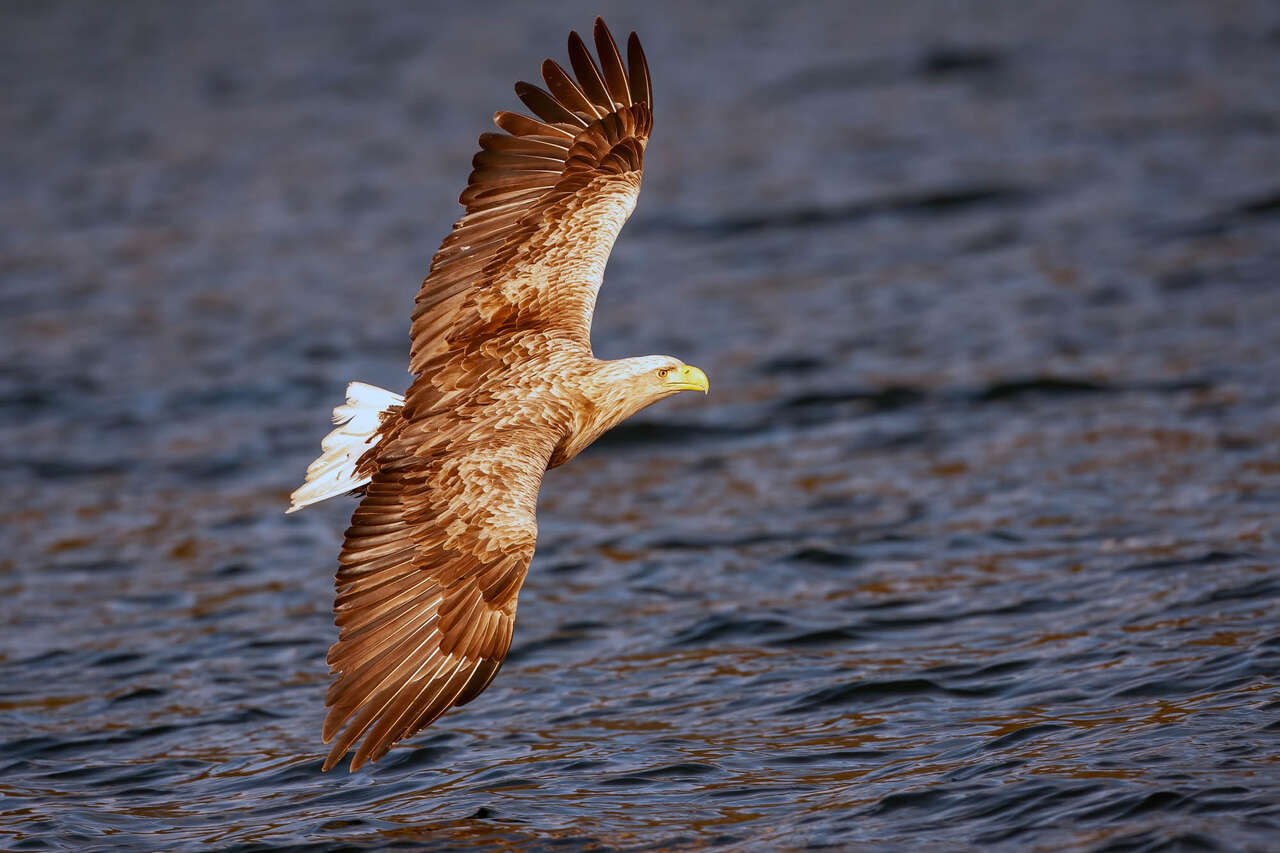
[[3, 1, 1280, 849]]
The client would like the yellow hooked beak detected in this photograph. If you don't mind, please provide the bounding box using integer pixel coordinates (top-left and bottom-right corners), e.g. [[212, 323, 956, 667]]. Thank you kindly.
[[665, 364, 710, 394]]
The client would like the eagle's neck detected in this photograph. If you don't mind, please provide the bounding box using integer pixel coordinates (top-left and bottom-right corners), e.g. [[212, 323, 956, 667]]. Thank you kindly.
[[549, 357, 654, 468]]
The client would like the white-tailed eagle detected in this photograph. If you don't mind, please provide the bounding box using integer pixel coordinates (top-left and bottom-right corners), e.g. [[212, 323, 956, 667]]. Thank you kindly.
[[288, 19, 708, 771]]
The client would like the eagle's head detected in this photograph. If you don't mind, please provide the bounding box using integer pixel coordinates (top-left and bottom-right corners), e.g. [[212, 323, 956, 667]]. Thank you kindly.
[[616, 354, 710, 401], [579, 355, 710, 442]]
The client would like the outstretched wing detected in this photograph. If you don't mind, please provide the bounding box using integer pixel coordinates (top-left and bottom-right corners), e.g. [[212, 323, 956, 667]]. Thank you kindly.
[[322, 423, 557, 771], [405, 18, 653, 417]]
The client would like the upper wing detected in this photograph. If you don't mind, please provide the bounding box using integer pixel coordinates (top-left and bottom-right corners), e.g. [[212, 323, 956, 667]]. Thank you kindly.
[[321, 424, 557, 772], [405, 18, 652, 415]]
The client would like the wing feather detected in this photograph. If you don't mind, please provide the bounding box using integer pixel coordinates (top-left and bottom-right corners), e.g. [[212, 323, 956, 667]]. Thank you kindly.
[[567, 30, 612, 108], [627, 32, 652, 108], [353, 656, 471, 768], [478, 132, 570, 157], [472, 150, 568, 172], [405, 17, 653, 388], [593, 18, 631, 107], [455, 657, 504, 707], [541, 59, 604, 120], [515, 80, 590, 128], [321, 428, 554, 772], [492, 110, 575, 140]]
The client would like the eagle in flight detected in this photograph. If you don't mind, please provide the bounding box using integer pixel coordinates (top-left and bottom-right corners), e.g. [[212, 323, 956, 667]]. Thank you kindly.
[[288, 19, 708, 771]]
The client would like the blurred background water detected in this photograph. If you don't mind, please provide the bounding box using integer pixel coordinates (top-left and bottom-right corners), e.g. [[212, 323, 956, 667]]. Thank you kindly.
[[2, 1, 1279, 849]]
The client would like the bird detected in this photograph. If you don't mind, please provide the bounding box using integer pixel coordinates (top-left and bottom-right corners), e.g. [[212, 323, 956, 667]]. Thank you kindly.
[[287, 19, 709, 772]]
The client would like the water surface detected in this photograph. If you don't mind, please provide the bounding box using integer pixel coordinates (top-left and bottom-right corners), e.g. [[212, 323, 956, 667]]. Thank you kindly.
[[2, 1, 1279, 849]]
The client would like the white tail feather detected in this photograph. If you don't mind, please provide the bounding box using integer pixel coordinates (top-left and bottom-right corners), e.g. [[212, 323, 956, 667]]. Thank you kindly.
[[287, 381, 404, 513]]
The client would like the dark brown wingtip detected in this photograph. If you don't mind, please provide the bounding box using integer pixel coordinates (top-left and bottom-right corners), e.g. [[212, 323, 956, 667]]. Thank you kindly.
[[567, 29, 611, 110], [592, 18, 631, 107], [626, 31, 652, 107], [493, 110, 575, 140], [541, 57, 602, 120], [514, 80, 587, 128]]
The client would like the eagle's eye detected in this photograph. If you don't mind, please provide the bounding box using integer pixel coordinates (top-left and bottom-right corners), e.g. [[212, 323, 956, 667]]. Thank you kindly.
[[657, 368, 670, 379]]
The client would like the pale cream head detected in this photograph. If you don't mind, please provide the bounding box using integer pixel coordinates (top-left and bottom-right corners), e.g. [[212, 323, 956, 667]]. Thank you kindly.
[[604, 354, 709, 401]]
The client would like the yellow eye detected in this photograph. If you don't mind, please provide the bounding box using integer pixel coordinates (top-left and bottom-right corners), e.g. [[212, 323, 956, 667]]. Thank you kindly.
[[657, 368, 670, 379]]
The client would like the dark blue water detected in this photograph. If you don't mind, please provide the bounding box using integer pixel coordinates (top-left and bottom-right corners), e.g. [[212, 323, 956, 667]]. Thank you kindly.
[[3, 1, 1279, 849]]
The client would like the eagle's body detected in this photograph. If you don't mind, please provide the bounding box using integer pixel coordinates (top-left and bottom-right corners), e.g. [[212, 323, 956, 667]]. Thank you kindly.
[[288, 20, 707, 772]]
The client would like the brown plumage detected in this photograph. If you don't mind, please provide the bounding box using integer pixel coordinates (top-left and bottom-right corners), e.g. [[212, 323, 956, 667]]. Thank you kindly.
[[288, 19, 709, 772]]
